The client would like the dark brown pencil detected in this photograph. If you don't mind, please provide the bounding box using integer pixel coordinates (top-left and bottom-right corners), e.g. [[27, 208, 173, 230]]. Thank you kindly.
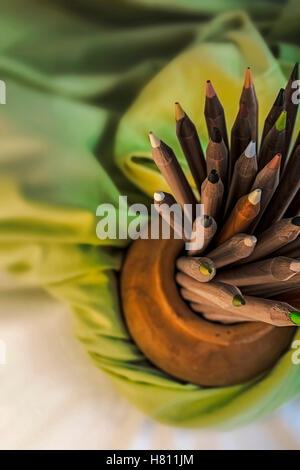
[[225, 140, 257, 217], [283, 62, 299, 159], [285, 188, 300, 218], [261, 88, 285, 147], [175, 102, 206, 194], [201, 170, 224, 221], [257, 133, 300, 232], [239, 67, 259, 143], [205, 127, 228, 186], [258, 111, 287, 171], [249, 153, 281, 232], [229, 103, 252, 183], [204, 80, 229, 150], [149, 132, 197, 214]]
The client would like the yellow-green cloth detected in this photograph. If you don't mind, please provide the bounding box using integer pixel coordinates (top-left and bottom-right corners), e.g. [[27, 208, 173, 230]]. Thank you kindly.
[[0, 0, 300, 429]]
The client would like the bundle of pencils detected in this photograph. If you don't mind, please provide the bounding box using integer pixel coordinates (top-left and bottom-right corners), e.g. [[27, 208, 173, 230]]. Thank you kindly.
[[150, 64, 300, 327]]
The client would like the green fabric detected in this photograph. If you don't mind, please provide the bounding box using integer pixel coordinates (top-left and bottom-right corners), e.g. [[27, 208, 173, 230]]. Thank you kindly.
[[1, 0, 300, 429]]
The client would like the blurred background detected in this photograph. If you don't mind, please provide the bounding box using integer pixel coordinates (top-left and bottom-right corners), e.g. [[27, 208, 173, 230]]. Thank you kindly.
[[0, 0, 300, 450]]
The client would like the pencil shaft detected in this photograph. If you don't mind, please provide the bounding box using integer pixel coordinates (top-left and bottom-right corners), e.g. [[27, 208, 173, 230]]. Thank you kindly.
[[206, 233, 257, 268], [201, 175, 224, 221], [239, 217, 300, 264], [215, 257, 298, 286], [151, 138, 197, 210], [257, 142, 300, 232], [176, 113, 206, 194], [225, 145, 257, 217], [283, 63, 299, 159]]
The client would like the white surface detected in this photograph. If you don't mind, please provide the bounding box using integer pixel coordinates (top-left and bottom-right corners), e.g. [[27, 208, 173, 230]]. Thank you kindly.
[[0, 287, 300, 450]]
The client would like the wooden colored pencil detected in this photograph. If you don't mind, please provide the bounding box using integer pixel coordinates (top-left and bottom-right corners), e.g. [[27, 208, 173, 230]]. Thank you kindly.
[[257, 133, 300, 231], [215, 256, 300, 286], [201, 169, 224, 221], [229, 103, 252, 183], [175, 102, 206, 194], [204, 80, 229, 150], [205, 127, 228, 185], [258, 111, 287, 171], [149, 132, 197, 212], [188, 301, 251, 324], [179, 279, 300, 326], [216, 189, 261, 246], [242, 272, 300, 297], [188, 214, 217, 255], [206, 233, 257, 268], [283, 62, 299, 159], [154, 191, 185, 240], [285, 188, 300, 218], [176, 273, 246, 309], [239, 67, 259, 143], [249, 153, 281, 232], [261, 88, 285, 147], [224, 140, 257, 217], [273, 236, 300, 258], [176, 256, 216, 283], [240, 217, 300, 264]]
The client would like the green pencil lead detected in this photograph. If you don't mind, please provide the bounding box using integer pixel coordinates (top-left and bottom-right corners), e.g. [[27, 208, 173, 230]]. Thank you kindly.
[[290, 311, 300, 325], [275, 110, 287, 131], [232, 294, 246, 307]]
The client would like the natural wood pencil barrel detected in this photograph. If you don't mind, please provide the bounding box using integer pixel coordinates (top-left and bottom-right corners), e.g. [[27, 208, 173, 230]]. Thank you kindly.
[[206, 233, 257, 268], [176, 272, 245, 309], [225, 140, 257, 217], [215, 257, 300, 286]]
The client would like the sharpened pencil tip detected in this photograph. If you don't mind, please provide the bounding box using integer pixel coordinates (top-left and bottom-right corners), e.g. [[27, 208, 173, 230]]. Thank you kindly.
[[275, 111, 287, 131], [244, 235, 257, 247], [149, 132, 161, 148], [211, 127, 222, 143], [174, 102, 185, 121], [267, 153, 281, 169], [291, 62, 299, 81], [244, 140, 256, 158], [290, 311, 300, 325], [154, 191, 165, 202], [274, 88, 285, 107], [206, 80, 216, 98], [244, 67, 253, 88], [290, 260, 300, 273], [233, 294, 246, 307], [248, 188, 261, 205], [201, 215, 213, 228], [208, 169, 219, 184]]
